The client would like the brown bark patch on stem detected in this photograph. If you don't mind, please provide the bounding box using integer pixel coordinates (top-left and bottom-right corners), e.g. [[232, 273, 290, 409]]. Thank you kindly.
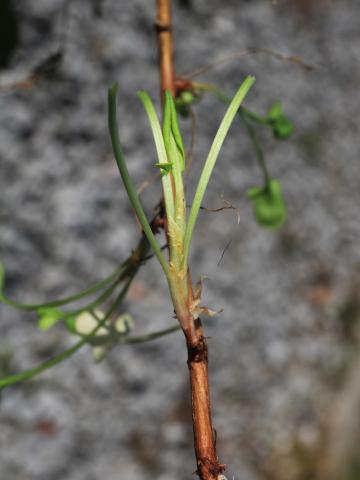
[[187, 332, 226, 480]]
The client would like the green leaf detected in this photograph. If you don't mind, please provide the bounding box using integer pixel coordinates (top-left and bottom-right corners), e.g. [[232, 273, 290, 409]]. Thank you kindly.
[[175, 90, 201, 117], [247, 179, 287, 229], [137, 89, 175, 224], [183, 76, 255, 266], [37, 307, 66, 331], [272, 116, 294, 139], [108, 84, 169, 276], [154, 162, 173, 174], [64, 316, 77, 334], [267, 101, 283, 121], [180, 91, 196, 105]]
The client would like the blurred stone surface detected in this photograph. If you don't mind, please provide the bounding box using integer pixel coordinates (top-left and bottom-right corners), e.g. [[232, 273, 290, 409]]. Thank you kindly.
[[0, 1, 359, 479]]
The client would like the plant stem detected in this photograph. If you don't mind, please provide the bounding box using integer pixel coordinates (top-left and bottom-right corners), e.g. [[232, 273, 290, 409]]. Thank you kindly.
[[185, 325, 226, 479], [155, 3, 223, 478], [156, 0, 176, 98]]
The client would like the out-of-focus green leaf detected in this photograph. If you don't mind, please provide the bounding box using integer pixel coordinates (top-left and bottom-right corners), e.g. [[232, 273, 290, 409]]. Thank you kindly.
[[37, 307, 65, 331], [175, 90, 201, 117], [272, 116, 294, 139], [267, 101, 283, 121], [180, 91, 196, 105], [267, 101, 294, 140], [247, 179, 287, 229]]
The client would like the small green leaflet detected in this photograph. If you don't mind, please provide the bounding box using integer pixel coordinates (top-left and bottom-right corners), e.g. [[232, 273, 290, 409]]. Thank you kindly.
[[37, 306, 78, 332], [180, 91, 196, 105], [37, 307, 65, 330], [247, 179, 287, 229], [267, 102, 294, 140], [154, 162, 173, 174]]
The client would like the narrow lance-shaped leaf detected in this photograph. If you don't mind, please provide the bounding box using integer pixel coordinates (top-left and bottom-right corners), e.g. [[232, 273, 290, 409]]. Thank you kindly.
[[137, 90, 175, 221], [108, 84, 169, 276], [183, 76, 255, 266]]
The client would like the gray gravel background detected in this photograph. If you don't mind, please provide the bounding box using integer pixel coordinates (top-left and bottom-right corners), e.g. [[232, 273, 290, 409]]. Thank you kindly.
[[1, 1, 360, 479]]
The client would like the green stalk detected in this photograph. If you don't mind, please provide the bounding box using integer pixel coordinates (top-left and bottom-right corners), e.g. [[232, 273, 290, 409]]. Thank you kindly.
[[108, 84, 169, 276], [54, 276, 122, 321], [239, 110, 270, 187], [88, 316, 180, 346], [123, 324, 180, 344], [195, 82, 268, 126], [0, 262, 126, 311], [183, 76, 255, 267]]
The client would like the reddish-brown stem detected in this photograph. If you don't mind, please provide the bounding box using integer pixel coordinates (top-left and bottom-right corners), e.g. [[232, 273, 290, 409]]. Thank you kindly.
[[156, 0, 176, 97], [186, 326, 226, 479]]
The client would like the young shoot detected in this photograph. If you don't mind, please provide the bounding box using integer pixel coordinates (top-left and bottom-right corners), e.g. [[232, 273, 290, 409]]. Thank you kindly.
[[108, 76, 255, 331]]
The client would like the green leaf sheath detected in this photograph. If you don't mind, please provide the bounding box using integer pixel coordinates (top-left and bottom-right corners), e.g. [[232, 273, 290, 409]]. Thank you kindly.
[[162, 91, 187, 257], [183, 76, 255, 266], [0, 261, 126, 311], [108, 84, 169, 276], [267, 101, 294, 139], [164, 90, 185, 171]]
